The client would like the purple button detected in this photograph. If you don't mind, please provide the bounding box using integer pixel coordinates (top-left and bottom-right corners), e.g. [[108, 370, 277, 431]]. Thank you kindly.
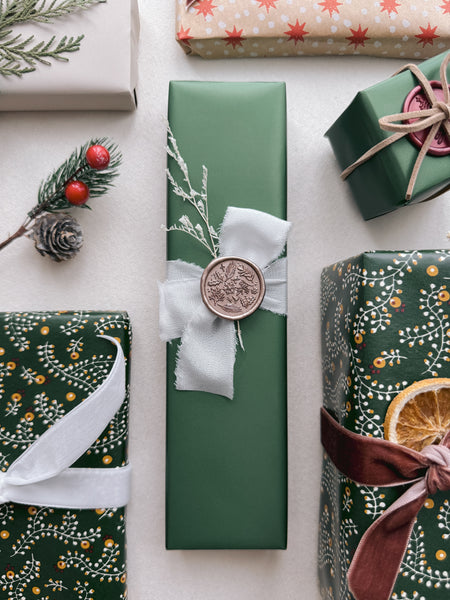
[[403, 81, 450, 156]]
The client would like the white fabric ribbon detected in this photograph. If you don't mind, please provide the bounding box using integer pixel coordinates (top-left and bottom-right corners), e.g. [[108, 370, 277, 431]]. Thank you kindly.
[[0, 336, 130, 509], [159, 207, 291, 399]]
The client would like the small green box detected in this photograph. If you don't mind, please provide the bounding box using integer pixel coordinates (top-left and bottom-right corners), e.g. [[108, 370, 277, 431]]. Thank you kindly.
[[0, 311, 131, 600], [326, 52, 450, 220], [166, 82, 288, 549], [319, 251, 450, 599]]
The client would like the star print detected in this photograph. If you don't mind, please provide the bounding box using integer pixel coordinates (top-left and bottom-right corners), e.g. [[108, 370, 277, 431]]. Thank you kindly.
[[223, 26, 246, 49], [415, 23, 440, 46], [346, 25, 370, 49], [194, 0, 216, 18], [177, 26, 194, 45], [380, 0, 401, 15], [441, 0, 450, 14], [284, 20, 309, 45], [257, 0, 279, 11], [318, 0, 343, 17]]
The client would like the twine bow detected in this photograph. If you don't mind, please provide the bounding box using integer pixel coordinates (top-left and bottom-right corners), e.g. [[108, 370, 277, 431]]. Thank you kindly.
[[321, 407, 450, 600], [159, 207, 291, 399], [342, 52, 450, 202], [0, 337, 130, 509]]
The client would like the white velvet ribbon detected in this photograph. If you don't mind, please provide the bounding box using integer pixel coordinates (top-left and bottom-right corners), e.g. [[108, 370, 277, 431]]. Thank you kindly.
[[159, 207, 291, 399], [0, 336, 130, 509]]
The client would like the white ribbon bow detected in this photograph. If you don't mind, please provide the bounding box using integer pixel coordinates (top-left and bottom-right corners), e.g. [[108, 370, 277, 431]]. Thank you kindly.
[[0, 336, 130, 509], [159, 207, 291, 399]]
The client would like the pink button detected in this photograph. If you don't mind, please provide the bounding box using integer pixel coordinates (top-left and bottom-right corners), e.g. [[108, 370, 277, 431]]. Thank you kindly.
[[403, 81, 450, 157]]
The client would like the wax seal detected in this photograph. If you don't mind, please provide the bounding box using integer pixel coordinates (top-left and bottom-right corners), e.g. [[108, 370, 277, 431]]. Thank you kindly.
[[200, 256, 266, 321], [403, 81, 450, 156]]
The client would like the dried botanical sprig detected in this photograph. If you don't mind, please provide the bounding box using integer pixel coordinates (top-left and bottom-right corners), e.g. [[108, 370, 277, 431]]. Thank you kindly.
[[165, 125, 245, 349], [166, 124, 219, 259], [0, 0, 105, 77], [0, 138, 121, 259]]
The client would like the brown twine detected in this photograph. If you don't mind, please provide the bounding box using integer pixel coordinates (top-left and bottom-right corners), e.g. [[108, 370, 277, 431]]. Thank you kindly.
[[341, 52, 450, 202]]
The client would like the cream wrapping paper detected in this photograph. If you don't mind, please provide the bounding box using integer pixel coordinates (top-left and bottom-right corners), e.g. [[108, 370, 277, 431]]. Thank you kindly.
[[176, 0, 450, 59], [0, 0, 139, 111]]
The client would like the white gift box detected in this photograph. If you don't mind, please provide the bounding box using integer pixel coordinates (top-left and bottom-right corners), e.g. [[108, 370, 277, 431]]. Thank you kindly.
[[0, 0, 139, 111]]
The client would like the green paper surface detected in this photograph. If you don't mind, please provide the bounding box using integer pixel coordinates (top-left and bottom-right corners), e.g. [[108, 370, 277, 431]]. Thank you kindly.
[[326, 51, 450, 220], [319, 251, 450, 599], [166, 82, 287, 549], [0, 311, 131, 600]]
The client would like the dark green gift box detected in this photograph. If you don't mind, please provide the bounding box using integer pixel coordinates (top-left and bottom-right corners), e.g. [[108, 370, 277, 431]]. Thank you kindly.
[[319, 251, 450, 599], [165, 82, 287, 549], [326, 51, 450, 220], [0, 311, 131, 600]]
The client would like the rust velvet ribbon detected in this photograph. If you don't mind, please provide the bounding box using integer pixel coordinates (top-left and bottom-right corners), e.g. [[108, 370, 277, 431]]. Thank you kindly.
[[321, 407, 450, 600], [341, 52, 450, 202]]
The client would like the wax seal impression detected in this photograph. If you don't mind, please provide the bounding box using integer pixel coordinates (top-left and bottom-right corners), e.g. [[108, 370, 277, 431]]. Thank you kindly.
[[403, 81, 450, 156], [200, 256, 266, 321]]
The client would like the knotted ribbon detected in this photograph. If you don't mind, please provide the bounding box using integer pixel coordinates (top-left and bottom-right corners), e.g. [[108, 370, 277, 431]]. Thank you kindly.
[[321, 407, 450, 600], [159, 207, 291, 399], [342, 52, 450, 202], [0, 336, 130, 509]]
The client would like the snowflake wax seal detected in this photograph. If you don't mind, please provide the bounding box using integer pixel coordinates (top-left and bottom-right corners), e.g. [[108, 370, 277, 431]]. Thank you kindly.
[[403, 81, 450, 156], [200, 256, 266, 320]]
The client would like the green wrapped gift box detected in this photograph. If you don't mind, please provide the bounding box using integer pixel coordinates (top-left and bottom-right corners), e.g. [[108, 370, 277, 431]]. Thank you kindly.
[[0, 311, 131, 600], [165, 82, 288, 549], [319, 251, 450, 600], [326, 51, 450, 220]]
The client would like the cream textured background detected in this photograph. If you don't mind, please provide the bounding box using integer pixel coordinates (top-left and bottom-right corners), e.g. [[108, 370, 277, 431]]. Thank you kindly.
[[0, 1, 449, 599]]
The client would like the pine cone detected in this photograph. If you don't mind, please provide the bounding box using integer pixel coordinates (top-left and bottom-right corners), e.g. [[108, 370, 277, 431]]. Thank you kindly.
[[31, 213, 83, 262]]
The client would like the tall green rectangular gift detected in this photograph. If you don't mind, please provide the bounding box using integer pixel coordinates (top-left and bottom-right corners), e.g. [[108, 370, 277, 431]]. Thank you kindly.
[[319, 251, 450, 600], [0, 311, 131, 600], [165, 82, 288, 549]]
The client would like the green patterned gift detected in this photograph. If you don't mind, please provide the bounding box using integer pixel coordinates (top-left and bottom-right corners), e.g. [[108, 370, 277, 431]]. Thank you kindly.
[[0, 311, 131, 600], [319, 251, 450, 600]]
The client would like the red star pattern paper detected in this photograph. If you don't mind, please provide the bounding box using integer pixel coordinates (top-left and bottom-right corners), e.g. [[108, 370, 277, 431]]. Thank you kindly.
[[257, 0, 279, 11], [380, 0, 401, 15], [223, 26, 246, 49], [176, 0, 450, 59], [346, 25, 370, 49], [284, 20, 309, 45], [415, 23, 440, 46], [194, 0, 216, 17], [318, 0, 343, 17], [177, 25, 194, 46]]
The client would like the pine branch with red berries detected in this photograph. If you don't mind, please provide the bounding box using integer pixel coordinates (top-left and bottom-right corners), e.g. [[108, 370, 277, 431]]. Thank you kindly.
[[0, 138, 121, 261]]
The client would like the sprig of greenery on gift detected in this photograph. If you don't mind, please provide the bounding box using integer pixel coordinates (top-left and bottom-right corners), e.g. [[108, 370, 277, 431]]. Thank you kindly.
[[0, 139, 121, 261], [166, 124, 219, 259], [0, 0, 105, 77], [166, 124, 246, 349]]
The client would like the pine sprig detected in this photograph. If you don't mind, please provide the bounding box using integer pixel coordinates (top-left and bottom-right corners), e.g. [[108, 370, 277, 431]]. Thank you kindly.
[[0, 138, 122, 256], [36, 137, 121, 214], [0, 0, 105, 77], [0, 32, 83, 74], [0, 0, 105, 27]]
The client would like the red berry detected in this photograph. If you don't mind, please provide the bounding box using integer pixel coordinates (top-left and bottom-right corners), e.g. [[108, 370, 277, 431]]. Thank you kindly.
[[65, 181, 89, 206], [86, 145, 110, 170]]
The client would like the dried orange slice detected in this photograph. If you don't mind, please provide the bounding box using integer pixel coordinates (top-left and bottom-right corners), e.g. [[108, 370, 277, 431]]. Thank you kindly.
[[384, 378, 450, 451]]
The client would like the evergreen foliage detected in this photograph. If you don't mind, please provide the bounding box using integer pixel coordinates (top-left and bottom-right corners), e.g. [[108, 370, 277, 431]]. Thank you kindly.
[[34, 137, 121, 215], [0, 0, 105, 77]]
